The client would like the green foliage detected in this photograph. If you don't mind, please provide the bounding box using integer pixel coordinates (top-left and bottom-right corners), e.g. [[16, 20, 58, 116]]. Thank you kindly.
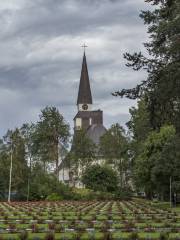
[[0, 129, 29, 200], [71, 129, 96, 165], [134, 125, 180, 199], [72, 188, 93, 200], [18, 231, 28, 240], [28, 164, 73, 200], [114, 188, 132, 200], [44, 232, 55, 240], [33, 106, 70, 176], [111, 0, 180, 202], [46, 193, 63, 201], [159, 232, 169, 240], [99, 123, 130, 189], [128, 232, 139, 240], [69, 129, 96, 183], [114, 0, 180, 132], [127, 99, 152, 142], [82, 164, 118, 193], [71, 188, 117, 201], [0, 141, 10, 199]]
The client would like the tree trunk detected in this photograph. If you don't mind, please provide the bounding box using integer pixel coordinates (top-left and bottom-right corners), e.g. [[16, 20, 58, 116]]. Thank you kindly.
[[55, 138, 59, 179]]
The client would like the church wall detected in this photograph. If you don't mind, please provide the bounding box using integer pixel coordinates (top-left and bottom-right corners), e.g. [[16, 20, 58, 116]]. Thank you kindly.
[[59, 167, 70, 182], [75, 118, 82, 129], [92, 111, 103, 125]]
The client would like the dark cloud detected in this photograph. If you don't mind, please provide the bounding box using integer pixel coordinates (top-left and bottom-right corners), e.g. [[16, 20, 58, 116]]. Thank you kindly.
[[0, 0, 148, 137]]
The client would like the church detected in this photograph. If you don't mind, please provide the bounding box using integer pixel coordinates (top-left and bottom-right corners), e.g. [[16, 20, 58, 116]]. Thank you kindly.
[[59, 51, 106, 185]]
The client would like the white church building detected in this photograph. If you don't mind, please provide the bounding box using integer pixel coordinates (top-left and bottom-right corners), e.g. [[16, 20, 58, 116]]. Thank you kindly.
[[58, 51, 106, 186]]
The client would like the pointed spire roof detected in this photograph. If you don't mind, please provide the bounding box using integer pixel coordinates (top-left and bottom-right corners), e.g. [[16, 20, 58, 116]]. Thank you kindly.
[[77, 52, 92, 105]]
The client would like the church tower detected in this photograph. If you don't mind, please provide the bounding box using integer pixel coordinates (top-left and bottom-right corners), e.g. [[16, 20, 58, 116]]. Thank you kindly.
[[77, 52, 92, 112], [74, 51, 106, 144], [58, 50, 107, 185]]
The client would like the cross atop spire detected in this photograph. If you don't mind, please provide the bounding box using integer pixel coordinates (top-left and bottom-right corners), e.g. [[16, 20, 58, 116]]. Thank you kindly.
[[77, 51, 92, 105], [81, 43, 88, 52]]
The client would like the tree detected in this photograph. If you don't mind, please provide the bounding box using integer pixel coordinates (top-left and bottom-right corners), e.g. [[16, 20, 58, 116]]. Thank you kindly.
[[33, 106, 70, 177], [0, 109, 71, 200], [82, 164, 118, 193], [151, 133, 180, 199], [99, 124, 130, 189], [20, 123, 36, 169], [114, 0, 180, 132], [134, 125, 179, 199], [127, 99, 152, 142], [127, 98, 152, 171], [0, 139, 9, 199], [20, 123, 36, 201], [3, 129, 28, 200], [70, 129, 96, 184], [28, 163, 73, 200]]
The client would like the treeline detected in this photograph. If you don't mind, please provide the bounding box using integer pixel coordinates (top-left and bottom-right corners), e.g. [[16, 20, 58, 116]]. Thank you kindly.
[[0, 108, 131, 200], [114, 0, 180, 200], [0, 105, 131, 201], [0, 106, 70, 200], [70, 123, 131, 197]]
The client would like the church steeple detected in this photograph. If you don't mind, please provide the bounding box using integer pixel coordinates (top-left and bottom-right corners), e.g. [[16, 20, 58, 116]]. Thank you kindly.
[[77, 52, 92, 106], [74, 50, 106, 136]]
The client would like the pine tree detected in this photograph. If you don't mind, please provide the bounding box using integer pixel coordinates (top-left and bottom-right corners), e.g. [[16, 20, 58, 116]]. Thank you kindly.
[[114, 0, 180, 131], [33, 106, 70, 177]]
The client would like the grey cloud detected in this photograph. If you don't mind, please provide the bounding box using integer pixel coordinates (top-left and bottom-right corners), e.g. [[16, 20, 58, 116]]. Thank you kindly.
[[0, 0, 148, 137], [1, 0, 146, 40]]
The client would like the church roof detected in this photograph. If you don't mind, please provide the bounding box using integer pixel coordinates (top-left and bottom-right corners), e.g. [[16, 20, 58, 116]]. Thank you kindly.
[[73, 110, 102, 120], [86, 124, 107, 145], [77, 52, 92, 105]]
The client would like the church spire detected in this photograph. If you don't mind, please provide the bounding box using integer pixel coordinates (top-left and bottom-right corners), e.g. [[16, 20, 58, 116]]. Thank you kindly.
[[77, 51, 92, 105]]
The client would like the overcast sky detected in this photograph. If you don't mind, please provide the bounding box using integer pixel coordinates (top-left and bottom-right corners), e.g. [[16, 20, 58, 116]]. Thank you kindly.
[[0, 0, 149, 137]]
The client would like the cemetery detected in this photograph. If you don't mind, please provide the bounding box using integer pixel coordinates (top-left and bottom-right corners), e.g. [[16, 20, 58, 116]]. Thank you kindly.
[[0, 199, 179, 240]]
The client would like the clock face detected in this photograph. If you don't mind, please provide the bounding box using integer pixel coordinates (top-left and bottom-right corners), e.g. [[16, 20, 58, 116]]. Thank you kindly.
[[82, 104, 88, 110]]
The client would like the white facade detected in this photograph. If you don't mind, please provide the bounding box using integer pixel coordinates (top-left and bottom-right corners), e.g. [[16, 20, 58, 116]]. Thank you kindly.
[[75, 118, 82, 129], [59, 167, 70, 182]]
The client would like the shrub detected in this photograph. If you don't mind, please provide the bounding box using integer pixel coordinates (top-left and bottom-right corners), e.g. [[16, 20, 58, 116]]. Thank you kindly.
[[72, 188, 94, 200], [32, 237, 41, 240], [31, 224, 39, 233], [104, 232, 112, 240], [48, 223, 55, 230], [8, 224, 16, 233], [72, 188, 114, 200], [159, 232, 169, 240], [128, 232, 139, 240], [55, 224, 64, 233], [19, 231, 28, 240], [114, 187, 132, 200], [46, 193, 63, 201], [72, 233, 81, 240], [44, 232, 55, 240], [82, 164, 118, 193], [92, 191, 114, 200]]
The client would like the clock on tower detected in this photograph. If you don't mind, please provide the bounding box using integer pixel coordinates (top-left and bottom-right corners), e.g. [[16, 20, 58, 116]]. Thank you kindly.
[[82, 104, 88, 110]]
